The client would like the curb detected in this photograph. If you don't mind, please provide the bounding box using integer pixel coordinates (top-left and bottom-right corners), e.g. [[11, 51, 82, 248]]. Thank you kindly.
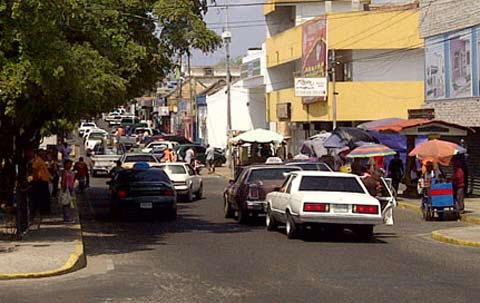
[[0, 214, 86, 280], [397, 201, 480, 225], [431, 230, 480, 248]]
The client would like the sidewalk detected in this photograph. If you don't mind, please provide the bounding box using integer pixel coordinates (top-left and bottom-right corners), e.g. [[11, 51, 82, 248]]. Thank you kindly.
[[0, 198, 85, 280]]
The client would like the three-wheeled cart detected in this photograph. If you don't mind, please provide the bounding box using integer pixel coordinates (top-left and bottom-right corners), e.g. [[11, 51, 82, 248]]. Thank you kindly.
[[422, 182, 460, 221]]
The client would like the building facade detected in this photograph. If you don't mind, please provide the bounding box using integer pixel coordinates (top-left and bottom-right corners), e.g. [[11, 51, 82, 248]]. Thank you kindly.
[[264, 0, 424, 153], [420, 0, 480, 194]]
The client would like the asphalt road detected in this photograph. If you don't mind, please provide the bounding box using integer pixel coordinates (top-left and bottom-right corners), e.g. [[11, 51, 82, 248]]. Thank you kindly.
[[0, 175, 479, 303]]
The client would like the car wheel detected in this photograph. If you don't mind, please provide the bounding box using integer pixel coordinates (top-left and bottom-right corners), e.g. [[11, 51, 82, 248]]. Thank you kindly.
[[237, 206, 248, 224], [195, 183, 203, 200], [285, 212, 299, 239], [355, 225, 374, 242], [266, 206, 278, 231], [224, 196, 234, 218]]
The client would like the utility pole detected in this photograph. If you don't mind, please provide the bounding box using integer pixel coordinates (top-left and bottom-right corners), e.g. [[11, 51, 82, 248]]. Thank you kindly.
[[331, 49, 337, 130], [222, 0, 232, 133]]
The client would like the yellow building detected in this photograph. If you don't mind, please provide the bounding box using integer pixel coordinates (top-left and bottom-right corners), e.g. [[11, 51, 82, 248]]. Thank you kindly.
[[264, 0, 424, 150]]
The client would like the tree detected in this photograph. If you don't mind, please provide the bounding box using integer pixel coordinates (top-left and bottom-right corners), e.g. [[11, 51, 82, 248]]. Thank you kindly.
[[0, 0, 221, 192]]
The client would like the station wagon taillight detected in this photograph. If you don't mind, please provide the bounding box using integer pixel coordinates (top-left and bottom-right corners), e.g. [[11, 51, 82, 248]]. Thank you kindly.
[[248, 185, 259, 200], [353, 205, 378, 214], [162, 189, 175, 196], [303, 203, 329, 212]]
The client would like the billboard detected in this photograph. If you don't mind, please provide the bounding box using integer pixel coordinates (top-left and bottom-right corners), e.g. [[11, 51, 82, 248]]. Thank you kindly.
[[449, 30, 472, 98], [295, 78, 327, 97], [425, 36, 446, 100], [301, 16, 328, 104]]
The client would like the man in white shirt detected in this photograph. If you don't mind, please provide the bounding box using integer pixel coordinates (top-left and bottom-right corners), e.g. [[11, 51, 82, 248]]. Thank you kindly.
[[205, 144, 215, 173], [185, 147, 195, 166]]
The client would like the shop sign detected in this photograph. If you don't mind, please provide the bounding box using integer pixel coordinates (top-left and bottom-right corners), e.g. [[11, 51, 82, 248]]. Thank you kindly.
[[295, 78, 327, 98], [408, 108, 435, 119], [159, 106, 170, 116]]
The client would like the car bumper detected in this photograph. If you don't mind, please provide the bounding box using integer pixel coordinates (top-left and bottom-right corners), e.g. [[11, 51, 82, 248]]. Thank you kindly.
[[246, 200, 266, 211], [114, 196, 176, 211], [93, 167, 111, 175], [174, 185, 189, 194], [295, 214, 383, 225]]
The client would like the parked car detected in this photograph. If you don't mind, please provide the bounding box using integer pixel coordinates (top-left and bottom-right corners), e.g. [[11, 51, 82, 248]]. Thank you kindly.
[[84, 129, 109, 151], [119, 153, 162, 169], [107, 168, 177, 218], [285, 161, 332, 172], [105, 112, 120, 122], [158, 163, 203, 202], [109, 115, 123, 126], [176, 144, 226, 167], [120, 116, 140, 128], [223, 165, 302, 224], [140, 135, 192, 147], [78, 122, 97, 136], [141, 141, 179, 154], [265, 171, 396, 241]]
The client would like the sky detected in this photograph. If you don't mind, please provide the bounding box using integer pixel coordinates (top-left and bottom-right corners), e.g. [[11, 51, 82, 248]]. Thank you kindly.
[[192, 0, 266, 66]]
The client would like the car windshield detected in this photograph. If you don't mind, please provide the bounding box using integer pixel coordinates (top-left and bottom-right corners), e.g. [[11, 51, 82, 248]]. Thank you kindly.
[[160, 165, 186, 175], [295, 163, 330, 171], [299, 176, 365, 193], [124, 155, 154, 163], [83, 123, 95, 127], [117, 169, 170, 183], [89, 133, 106, 140], [248, 167, 300, 182]]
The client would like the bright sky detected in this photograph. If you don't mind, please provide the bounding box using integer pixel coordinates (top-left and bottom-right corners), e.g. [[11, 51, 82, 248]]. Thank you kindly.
[[192, 0, 266, 66]]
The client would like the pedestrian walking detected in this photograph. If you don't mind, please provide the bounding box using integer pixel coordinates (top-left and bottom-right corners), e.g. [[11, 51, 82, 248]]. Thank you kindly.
[[205, 144, 215, 173], [163, 148, 174, 163], [60, 160, 75, 223], [58, 142, 72, 164], [184, 147, 195, 166], [47, 152, 60, 198], [84, 152, 95, 187], [32, 149, 51, 213], [451, 159, 465, 213], [388, 153, 404, 193], [110, 160, 124, 178], [74, 157, 88, 192]]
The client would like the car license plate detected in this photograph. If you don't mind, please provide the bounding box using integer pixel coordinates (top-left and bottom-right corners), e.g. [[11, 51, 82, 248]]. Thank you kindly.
[[140, 202, 153, 209], [332, 204, 348, 213]]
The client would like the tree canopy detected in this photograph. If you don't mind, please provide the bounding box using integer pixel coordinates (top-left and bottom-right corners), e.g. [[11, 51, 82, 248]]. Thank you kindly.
[[0, 0, 221, 182]]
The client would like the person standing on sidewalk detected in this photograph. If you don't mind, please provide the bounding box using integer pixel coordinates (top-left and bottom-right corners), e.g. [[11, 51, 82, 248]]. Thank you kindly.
[[388, 153, 404, 193], [205, 144, 215, 173], [58, 142, 72, 164], [74, 157, 88, 192], [32, 149, 52, 214], [451, 159, 465, 213], [185, 147, 195, 166], [84, 152, 94, 188], [60, 160, 75, 223]]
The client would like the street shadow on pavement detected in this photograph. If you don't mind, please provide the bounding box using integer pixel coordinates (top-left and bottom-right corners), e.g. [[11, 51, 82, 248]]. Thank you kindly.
[[78, 186, 263, 257]]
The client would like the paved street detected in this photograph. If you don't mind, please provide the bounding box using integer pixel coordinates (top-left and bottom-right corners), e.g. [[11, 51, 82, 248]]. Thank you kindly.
[[0, 175, 479, 303]]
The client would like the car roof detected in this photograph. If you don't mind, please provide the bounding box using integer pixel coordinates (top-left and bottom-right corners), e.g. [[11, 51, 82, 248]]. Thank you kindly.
[[289, 171, 357, 178], [285, 161, 328, 165], [246, 165, 299, 170]]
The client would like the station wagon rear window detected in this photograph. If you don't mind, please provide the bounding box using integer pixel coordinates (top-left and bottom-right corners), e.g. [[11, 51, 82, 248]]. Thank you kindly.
[[124, 155, 155, 163], [248, 168, 299, 182], [160, 165, 187, 174], [299, 176, 364, 193]]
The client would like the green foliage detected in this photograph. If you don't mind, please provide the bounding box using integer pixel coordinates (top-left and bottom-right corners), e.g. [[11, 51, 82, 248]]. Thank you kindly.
[[0, 0, 220, 163]]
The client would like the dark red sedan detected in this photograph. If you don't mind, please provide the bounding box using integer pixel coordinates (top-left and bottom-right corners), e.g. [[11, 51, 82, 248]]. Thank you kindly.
[[223, 165, 301, 224]]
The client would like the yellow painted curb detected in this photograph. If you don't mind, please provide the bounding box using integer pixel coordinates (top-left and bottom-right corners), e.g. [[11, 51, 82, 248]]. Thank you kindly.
[[0, 223, 86, 280], [461, 215, 480, 225], [431, 231, 480, 248]]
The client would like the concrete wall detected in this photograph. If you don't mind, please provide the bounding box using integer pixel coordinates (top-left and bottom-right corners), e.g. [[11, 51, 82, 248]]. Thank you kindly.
[[266, 6, 295, 37], [423, 99, 480, 127], [352, 49, 424, 81], [420, 0, 480, 38], [265, 61, 296, 92]]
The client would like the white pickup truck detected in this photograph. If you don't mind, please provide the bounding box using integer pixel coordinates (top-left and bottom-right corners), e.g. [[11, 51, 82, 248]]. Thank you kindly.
[[91, 145, 126, 176]]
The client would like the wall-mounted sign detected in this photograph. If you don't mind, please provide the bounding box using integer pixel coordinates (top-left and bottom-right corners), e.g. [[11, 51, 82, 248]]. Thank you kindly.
[[408, 108, 435, 120], [241, 58, 261, 79], [276, 103, 291, 119], [295, 78, 327, 98]]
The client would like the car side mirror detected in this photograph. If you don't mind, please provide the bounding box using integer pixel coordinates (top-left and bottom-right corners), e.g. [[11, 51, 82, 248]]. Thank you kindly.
[[273, 186, 281, 192]]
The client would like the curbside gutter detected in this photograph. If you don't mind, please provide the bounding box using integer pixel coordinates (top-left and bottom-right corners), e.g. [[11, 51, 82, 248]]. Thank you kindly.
[[431, 230, 480, 248], [0, 214, 86, 280]]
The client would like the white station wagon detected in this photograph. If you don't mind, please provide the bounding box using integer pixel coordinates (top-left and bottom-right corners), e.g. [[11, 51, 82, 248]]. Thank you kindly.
[[265, 171, 396, 241]]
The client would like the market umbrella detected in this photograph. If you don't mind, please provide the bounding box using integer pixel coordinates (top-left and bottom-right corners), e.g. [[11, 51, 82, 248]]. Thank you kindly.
[[323, 127, 379, 150], [408, 139, 466, 165], [300, 132, 331, 157], [232, 128, 284, 145], [347, 143, 396, 158]]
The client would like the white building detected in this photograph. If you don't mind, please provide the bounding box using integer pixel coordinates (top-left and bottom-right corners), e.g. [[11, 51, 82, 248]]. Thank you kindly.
[[206, 47, 267, 148]]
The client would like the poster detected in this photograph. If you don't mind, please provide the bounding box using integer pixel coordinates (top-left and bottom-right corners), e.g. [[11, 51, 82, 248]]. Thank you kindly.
[[449, 30, 472, 98], [425, 36, 446, 100], [302, 16, 328, 104]]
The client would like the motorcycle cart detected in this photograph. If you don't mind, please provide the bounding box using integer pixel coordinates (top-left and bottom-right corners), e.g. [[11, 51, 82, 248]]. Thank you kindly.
[[422, 182, 460, 221]]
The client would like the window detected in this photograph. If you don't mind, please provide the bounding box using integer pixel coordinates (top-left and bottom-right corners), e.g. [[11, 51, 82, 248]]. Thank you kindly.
[[117, 169, 170, 183], [160, 165, 187, 175], [299, 176, 364, 193], [248, 167, 300, 182], [286, 176, 296, 193]]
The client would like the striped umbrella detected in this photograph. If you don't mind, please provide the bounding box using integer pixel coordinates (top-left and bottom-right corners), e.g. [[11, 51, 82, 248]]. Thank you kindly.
[[347, 143, 396, 158]]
